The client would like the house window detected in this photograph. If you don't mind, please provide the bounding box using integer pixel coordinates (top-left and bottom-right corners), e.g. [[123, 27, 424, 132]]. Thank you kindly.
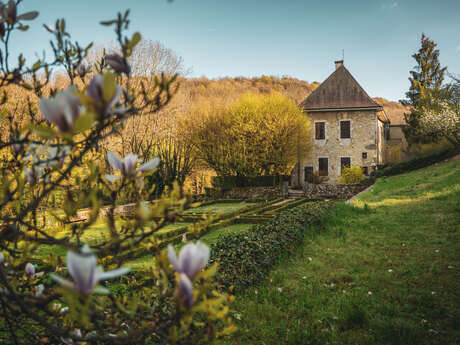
[[318, 158, 328, 176], [362, 166, 369, 176], [315, 122, 325, 140], [362, 152, 367, 159], [304, 166, 314, 183], [340, 120, 351, 139], [340, 157, 351, 173]]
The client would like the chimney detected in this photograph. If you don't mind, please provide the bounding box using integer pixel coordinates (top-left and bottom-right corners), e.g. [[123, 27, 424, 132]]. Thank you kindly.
[[334, 60, 344, 70]]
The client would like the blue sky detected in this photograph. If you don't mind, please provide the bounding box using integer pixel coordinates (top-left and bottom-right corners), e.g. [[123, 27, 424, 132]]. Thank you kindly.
[[12, 0, 460, 101]]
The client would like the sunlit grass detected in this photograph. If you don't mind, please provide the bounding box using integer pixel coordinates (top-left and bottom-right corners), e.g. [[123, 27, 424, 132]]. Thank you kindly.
[[225, 159, 460, 345]]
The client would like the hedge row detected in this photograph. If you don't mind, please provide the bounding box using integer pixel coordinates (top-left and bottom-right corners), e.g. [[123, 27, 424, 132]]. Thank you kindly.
[[373, 148, 457, 178], [360, 148, 458, 186], [210, 201, 332, 291], [211, 175, 290, 189]]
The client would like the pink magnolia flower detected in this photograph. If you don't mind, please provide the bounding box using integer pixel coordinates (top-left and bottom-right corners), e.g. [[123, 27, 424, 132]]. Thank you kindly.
[[87, 74, 123, 118], [25, 263, 35, 277], [168, 241, 210, 280], [0, 0, 38, 24], [106, 151, 159, 182], [178, 273, 194, 308], [168, 241, 210, 308], [40, 88, 81, 133], [104, 54, 130, 75], [50, 245, 130, 295]]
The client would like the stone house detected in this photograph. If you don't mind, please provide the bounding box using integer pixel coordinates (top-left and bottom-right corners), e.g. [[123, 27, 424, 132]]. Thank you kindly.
[[292, 60, 390, 185]]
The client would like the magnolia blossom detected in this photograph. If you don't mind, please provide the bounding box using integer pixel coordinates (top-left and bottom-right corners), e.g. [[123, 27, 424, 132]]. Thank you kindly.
[[106, 151, 159, 182], [40, 88, 81, 132], [50, 244, 130, 295], [168, 241, 210, 280], [34, 284, 44, 297], [168, 241, 210, 308], [25, 263, 35, 276], [0, 0, 38, 24], [178, 273, 194, 308], [104, 53, 131, 75], [76, 62, 91, 78], [87, 74, 123, 118]]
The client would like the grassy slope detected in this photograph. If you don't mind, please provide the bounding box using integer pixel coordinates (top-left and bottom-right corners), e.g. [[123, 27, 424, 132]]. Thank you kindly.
[[224, 159, 460, 345]]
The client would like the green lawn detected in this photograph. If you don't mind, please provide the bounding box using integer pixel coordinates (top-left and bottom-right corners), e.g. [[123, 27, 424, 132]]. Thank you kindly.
[[224, 159, 460, 345], [183, 202, 256, 215], [201, 223, 254, 245]]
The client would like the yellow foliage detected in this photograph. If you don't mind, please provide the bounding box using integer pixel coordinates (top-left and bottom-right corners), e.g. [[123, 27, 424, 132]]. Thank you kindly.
[[183, 92, 312, 176], [339, 165, 365, 184]]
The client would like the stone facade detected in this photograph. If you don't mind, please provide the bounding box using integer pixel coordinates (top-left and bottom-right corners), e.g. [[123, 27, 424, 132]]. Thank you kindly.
[[292, 109, 385, 184]]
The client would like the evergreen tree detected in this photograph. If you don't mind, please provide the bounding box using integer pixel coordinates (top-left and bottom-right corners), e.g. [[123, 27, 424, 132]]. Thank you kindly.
[[401, 33, 447, 143]]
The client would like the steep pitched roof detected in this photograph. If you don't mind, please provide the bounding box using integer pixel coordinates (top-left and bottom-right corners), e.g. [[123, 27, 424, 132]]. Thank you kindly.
[[300, 65, 383, 112]]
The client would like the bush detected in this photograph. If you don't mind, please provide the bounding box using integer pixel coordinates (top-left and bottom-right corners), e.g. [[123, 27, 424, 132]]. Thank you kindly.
[[211, 175, 290, 189], [339, 166, 366, 184], [371, 148, 457, 178], [210, 202, 332, 291]]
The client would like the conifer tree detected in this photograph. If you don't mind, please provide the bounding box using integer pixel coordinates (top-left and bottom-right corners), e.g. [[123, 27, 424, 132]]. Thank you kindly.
[[401, 33, 447, 143]]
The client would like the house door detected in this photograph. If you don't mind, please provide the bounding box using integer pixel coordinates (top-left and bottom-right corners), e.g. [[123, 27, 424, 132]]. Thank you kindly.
[[304, 166, 314, 183]]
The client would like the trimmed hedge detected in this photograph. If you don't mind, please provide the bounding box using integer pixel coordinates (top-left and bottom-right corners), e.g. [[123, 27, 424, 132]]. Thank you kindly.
[[370, 148, 457, 179], [210, 201, 332, 291], [211, 175, 290, 189]]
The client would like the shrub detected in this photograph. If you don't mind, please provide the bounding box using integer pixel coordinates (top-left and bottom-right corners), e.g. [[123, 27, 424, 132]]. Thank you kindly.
[[210, 202, 332, 291], [371, 148, 457, 178], [211, 175, 290, 189], [339, 166, 365, 184], [0, 4, 234, 344]]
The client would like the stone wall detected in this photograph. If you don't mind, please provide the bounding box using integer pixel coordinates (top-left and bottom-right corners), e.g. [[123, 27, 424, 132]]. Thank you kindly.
[[303, 183, 366, 199], [293, 110, 383, 184], [209, 186, 284, 199]]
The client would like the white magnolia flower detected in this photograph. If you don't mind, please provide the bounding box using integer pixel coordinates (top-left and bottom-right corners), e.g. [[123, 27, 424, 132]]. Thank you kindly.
[[25, 263, 35, 277], [106, 151, 159, 182], [40, 88, 81, 133], [87, 74, 123, 118], [50, 244, 130, 295], [168, 241, 210, 308], [178, 273, 194, 308], [168, 241, 210, 280], [34, 284, 45, 297], [104, 53, 131, 75]]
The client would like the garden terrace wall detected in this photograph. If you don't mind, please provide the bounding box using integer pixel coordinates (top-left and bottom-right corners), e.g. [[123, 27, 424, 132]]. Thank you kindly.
[[303, 183, 366, 199], [209, 186, 283, 199]]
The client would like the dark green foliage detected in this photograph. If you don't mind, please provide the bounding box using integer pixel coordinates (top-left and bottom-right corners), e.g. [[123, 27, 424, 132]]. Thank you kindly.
[[211, 174, 290, 189], [369, 148, 457, 179], [401, 33, 447, 143], [210, 202, 332, 291]]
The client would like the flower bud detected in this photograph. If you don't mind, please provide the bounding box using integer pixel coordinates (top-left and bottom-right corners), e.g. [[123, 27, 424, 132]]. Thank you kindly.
[[25, 263, 35, 277], [104, 54, 130, 75]]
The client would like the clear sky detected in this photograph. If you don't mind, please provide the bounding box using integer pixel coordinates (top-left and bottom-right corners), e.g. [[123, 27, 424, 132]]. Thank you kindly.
[[12, 0, 460, 101]]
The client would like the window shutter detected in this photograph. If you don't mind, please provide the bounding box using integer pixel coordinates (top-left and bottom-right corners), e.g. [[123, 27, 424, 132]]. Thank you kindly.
[[340, 121, 350, 138]]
